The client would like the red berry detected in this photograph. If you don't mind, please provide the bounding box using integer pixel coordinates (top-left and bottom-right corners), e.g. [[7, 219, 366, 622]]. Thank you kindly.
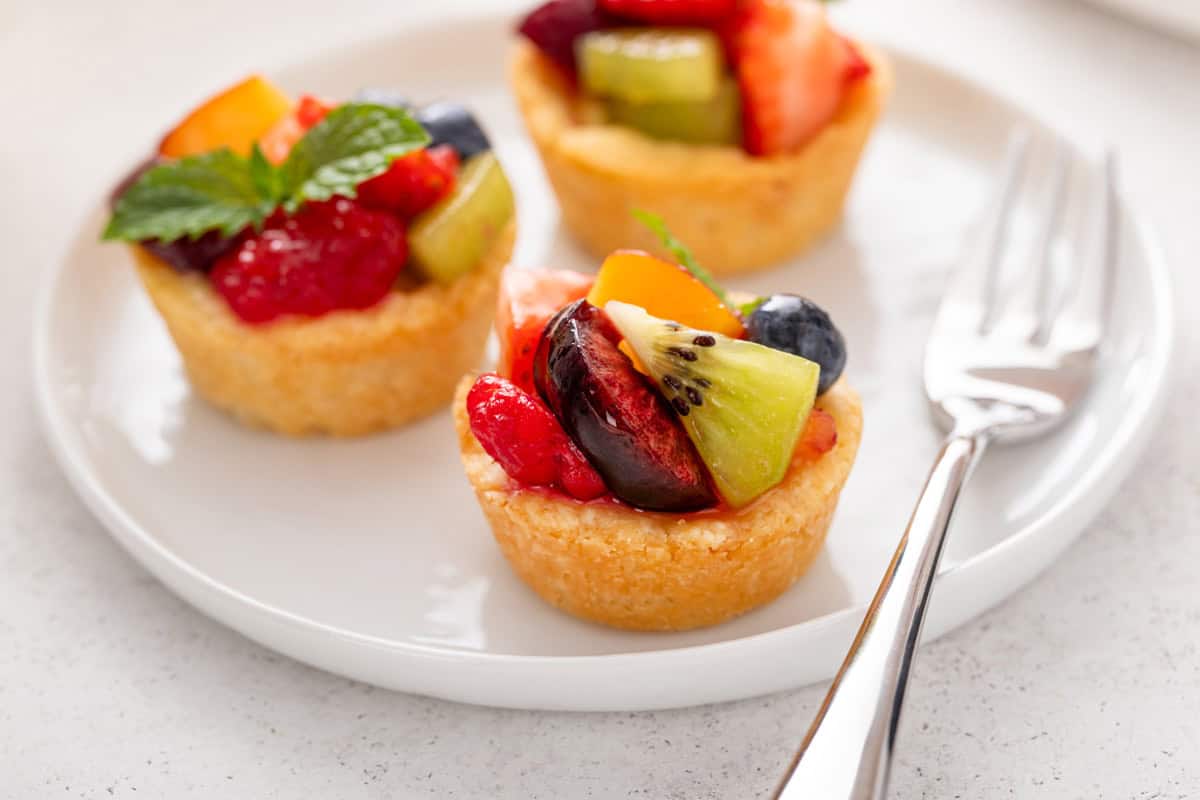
[[557, 448, 609, 500], [517, 0, 614, 73], [295, 94, 334, 128], [734, 0, 856, 156], [467, 374, 608, 501], [796, 407, 837, 458], [496, 267, 595, 394], [211, 198, 408, 324], [599, 0, 736, 25], [357, 145, 458, 219], [840, 35, 872, 83]]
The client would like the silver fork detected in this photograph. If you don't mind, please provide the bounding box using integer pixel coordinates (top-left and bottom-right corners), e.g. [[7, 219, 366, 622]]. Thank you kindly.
[[772, 130, 1118, 800]]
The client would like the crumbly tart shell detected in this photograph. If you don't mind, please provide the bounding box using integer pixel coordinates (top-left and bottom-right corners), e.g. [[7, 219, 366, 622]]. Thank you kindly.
[[132, 221, 514, 437], [508, 40, 891, 276], [454, 376, 863, 631]]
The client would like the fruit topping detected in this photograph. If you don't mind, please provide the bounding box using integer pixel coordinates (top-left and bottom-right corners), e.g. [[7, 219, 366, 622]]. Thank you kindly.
[[467, 374, 607, 500], [841, 35, 872, 83], [518, 0, 614, 74], [258, 95, 335, 164], [415, 103, 493, 161], [587, 250, 744, 338], [409, 152, 514, 284], [497, 268, 596, 394], [210, 198, 408, 324], [606, 75, 741, 145], [579, 28, 724, 104], [143, 231, 240, 274], [796, 407, 837, 459], [599, 0, 738, 25], [159, 75, 293, 158], [357, 144, 459, 219], [110, 157, 240, 271], [732, 0, 856, 156], [746, 293, 845, 394], [106, 104, 430, 246], [535, 300, 716, 511], [606, 300, 819, 508]]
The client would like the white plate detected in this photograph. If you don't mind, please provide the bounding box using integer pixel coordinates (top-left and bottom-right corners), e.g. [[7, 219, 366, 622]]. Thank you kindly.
[[1076, 0, 1200, 42], [33, 14, 1173, 711]]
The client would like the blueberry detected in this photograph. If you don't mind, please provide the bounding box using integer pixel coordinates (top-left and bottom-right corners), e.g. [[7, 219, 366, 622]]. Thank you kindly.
[[415, 102, 491, 160], [747, 294, 846, 395], [352, 88, 411, 109]]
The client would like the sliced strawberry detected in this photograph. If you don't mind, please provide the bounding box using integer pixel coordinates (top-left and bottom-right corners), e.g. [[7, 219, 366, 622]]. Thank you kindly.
[[840, 35, 872, 83], [599, 0, 737, 25], [734, 0, 856, 156], [796, 407, 837, 459], [356, 144, 459, 219], [258, 95, 335, 164], [496, 267, 595, 394]]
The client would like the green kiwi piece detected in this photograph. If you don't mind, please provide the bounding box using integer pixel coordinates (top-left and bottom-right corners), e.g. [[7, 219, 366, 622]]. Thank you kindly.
[[607, 76, 741, 146], [409, 151, 514, 284], [605, 301, 820, 508], [577, 28, 723, 105]]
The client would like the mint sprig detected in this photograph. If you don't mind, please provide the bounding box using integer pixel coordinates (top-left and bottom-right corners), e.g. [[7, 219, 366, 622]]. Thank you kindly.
[[632, 209, 728, 304], [103, 103, 430, 242], [277, 103, 429, 209]]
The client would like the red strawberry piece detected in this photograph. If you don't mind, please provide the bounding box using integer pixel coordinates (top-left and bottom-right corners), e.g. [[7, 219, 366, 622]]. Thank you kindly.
[[467, 373, 607, 500], [295, 94, 334, 128], [840, 35, 872, 83], [357, 144, 458, 220], [517, 0, 614, 73], [258, 95, 336, 164], [496, 267, 595, 394], [734, 0, 856, 156], [599, 0, 737, 25], [796, 407, 837, 459], [210, 198, 408, 324]]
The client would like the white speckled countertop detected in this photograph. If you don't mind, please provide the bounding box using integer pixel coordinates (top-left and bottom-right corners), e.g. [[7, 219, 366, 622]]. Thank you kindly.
[[3, 0, 1198, 796]]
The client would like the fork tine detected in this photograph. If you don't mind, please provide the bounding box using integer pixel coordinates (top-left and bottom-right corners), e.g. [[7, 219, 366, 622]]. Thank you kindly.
[[996, 140, 1071, 343], [939, 129, 1030, 333], [1050, 151, 1118, 353]]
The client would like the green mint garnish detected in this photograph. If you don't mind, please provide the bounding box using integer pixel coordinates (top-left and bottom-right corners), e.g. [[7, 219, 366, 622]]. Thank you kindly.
[[103, 103, 430, 242], [737, 295, 767, 318], [632, 208, 728, 305]]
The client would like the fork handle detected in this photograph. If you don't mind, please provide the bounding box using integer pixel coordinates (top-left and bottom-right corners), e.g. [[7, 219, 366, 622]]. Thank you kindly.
[[773, 431, 989, 800]]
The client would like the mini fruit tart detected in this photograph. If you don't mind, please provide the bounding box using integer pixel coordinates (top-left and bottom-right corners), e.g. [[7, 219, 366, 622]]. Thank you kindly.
[[511, 0, 890, 275], [454, 214, 861, 630], [104, 75, 515, 436]]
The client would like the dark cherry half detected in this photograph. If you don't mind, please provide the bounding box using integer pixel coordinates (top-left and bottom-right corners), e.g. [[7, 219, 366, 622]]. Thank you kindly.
[[534, 299, 716, 512]]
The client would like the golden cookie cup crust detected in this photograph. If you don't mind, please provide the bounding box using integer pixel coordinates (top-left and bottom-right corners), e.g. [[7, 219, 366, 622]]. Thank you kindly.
[[508, 40, 891, 276], [454, 376, 862, 631], [132, 222, 514, 437]]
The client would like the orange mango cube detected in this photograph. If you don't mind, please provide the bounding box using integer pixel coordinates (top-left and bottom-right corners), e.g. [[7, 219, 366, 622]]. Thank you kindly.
[[586, 250, 744, 338], [160, 75, 293, 158]]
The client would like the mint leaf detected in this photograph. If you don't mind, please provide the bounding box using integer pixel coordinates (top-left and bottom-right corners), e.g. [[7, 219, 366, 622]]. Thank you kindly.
[[279, 103, 430, 209], [103, 103, 430, 243], [738, 296, 767, 318], [632, 209, 727, 304], [248, 142, 284, 204], [102, 149, 272, 242]]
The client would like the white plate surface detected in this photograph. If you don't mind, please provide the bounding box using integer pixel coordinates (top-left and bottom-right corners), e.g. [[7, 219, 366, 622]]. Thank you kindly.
[[33, 15, 1173, 711]]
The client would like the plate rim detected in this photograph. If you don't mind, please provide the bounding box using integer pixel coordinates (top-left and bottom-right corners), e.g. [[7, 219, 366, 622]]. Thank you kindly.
[[30, 15, 1177, 708]]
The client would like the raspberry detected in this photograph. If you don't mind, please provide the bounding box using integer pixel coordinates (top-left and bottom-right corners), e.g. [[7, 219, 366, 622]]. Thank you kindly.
[[599, 0, 737, 25], [517, 0, 615, 73], [210, 198, 408, 324], [357, 145, 458, 219], [467, 374, 607, 501]]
